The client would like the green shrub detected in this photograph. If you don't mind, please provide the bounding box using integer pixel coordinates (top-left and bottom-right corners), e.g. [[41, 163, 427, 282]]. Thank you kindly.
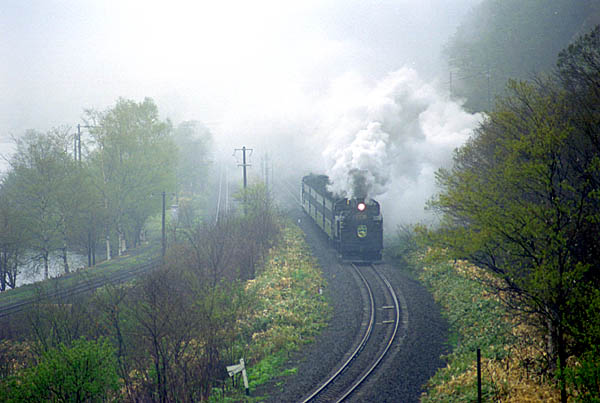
[[566, 347, 600, 402], [4, 337, 119, 402]]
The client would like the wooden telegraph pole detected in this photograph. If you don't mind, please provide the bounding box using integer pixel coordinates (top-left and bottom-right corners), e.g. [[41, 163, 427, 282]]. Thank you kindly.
[[234, 146, 253, 212]]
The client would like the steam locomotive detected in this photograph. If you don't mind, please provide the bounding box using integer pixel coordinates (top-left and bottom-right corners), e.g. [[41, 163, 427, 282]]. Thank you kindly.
[[301, 174, 383, 262]]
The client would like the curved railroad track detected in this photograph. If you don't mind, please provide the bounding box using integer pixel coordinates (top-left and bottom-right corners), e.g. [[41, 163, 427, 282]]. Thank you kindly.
[[301, 263, 406, 402]]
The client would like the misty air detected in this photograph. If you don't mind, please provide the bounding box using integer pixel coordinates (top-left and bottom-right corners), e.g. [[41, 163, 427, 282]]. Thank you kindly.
[[1, 1, 599, 402]]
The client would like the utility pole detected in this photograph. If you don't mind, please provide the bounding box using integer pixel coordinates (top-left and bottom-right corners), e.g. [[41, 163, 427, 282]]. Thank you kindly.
[[234, 146, 252, 190], [234, 146, 253, 211], [74, 127, 78, 161], [243, 146, 248, 190], [162, 191, 166, 260]]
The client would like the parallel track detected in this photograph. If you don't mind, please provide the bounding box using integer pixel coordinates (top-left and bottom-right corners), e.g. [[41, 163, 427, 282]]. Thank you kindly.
[[301, 263, 404, 402], [0, 257, 159, 319], [278, 178, 302, 207]]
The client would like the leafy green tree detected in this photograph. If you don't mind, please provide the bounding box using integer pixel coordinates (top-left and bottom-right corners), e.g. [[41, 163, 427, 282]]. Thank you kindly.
[[6, 129, 79, 278], [85, 98, 177, 259], [445, 0, 595, 111], [67, 169, 106, 267], [0, 174, 29, 289], [430, 72, 600, 401], [45, 128, 92, 274]]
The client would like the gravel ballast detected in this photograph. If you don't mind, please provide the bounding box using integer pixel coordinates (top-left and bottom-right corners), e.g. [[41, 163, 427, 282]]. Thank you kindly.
[[253, 200, 449, 403]]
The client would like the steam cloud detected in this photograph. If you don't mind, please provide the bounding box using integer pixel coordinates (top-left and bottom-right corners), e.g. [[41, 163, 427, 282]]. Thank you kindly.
[[320, 67, 482, 223]]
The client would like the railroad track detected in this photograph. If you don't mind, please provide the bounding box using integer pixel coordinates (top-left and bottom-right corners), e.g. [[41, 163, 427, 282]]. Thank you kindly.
[[275, 177, 303, 208], [0, 256, 160, 319], [215, 163, 230, 223], [301, 263, 407, 402]]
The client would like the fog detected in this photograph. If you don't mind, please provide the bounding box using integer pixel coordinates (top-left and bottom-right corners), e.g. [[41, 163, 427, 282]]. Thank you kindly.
[[1, 0, 482, 226]]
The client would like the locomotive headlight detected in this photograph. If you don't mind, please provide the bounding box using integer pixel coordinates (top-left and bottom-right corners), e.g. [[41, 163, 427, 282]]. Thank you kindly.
[[357, 202, 366, 212]]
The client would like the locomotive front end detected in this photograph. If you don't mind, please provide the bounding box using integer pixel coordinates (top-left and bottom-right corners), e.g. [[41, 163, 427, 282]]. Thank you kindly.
[[335, 198, 383, 262]]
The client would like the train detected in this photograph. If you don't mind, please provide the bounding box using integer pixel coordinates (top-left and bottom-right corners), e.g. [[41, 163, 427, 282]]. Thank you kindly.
[[301, 174, 383, 262]]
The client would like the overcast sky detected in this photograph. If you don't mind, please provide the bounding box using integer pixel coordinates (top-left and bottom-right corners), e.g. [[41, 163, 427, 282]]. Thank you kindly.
[[2, 0, 483, 224], [1, 0, 479, 138]]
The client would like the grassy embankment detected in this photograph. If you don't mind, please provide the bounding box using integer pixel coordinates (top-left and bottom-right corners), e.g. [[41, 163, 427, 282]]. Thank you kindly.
[[415, 253, 561, 402], [211, 223, 330, 402]]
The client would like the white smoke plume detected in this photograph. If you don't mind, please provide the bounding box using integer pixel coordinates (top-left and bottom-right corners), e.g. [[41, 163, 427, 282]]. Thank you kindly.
[[319, 67, 482, 224]]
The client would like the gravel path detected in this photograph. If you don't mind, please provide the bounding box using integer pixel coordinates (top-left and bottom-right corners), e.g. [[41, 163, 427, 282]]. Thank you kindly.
[[253, 198, 449, 403]]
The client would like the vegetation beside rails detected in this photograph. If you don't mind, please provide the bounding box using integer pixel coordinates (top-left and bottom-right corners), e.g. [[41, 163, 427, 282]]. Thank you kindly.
[[416, 253, 562, 402], [0, 219, 328, 402], [217, 223, 330, 401], [415, 28, 600, 403]]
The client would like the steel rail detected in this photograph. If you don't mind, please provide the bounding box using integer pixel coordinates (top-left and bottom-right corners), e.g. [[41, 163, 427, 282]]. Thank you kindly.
[[301, 263, 376, 403], [301, 264, 402, 402], [336, 264, 401, 401]]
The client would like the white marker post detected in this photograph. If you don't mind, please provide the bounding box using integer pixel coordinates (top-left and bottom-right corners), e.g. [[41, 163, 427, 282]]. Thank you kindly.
[[227, 358, 249, 396]]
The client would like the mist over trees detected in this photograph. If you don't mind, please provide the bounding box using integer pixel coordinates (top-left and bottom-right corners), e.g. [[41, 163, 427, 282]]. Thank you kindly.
[[0, 92, 288, 400], [4, 129, 82, 280], [431, 27, 600, 401], [445, 0, 599, 112], [173, 120, 213, 196], [84, 97, 177, 258], [0, 182, 283, 401], [0, 97, 191, 288]]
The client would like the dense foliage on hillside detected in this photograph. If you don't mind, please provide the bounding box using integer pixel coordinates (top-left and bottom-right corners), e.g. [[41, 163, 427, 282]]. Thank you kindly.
[[445, 0, 599, 112], [430, 27, 600, 401]]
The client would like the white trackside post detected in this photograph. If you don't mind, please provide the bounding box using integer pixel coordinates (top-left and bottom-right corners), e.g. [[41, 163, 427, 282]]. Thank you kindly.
[[227, 358, 249, 396]]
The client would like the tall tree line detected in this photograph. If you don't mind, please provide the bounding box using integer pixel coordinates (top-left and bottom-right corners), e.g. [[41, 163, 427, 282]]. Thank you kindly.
[[445, 0, 599, 112], [0, 98, 210, 289], [431, 27, 600, 401]]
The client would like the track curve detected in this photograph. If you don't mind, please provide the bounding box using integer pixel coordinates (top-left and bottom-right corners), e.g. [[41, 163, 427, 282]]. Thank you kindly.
[[301, 263, 405, 402]]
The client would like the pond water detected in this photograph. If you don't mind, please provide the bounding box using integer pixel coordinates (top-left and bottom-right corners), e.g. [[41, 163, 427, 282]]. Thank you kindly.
[[15, 252, 87, 287]]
